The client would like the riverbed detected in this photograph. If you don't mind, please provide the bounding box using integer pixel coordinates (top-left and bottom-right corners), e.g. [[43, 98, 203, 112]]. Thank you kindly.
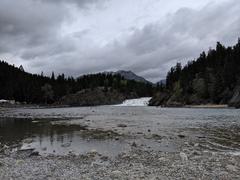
[[1, 106, 240, 179]]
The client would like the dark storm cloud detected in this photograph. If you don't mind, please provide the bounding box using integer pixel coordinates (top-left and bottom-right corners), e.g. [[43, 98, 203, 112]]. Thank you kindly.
[[0, 0, 240, 82]]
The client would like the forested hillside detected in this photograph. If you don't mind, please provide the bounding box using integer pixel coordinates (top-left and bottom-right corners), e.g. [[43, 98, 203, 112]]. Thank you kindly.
[[150, 39, 240, 108], [0, 61, 154, 104]]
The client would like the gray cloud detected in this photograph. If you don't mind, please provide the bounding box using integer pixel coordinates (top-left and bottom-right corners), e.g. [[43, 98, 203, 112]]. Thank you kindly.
[[110, 0, 240, 82], [0, 0, 240, 82], [0, 0, 67, 55], [37, 0, 107, 8]]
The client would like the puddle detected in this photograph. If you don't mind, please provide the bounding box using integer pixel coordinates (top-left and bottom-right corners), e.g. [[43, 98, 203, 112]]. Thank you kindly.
[[0, 117, 130, 156]]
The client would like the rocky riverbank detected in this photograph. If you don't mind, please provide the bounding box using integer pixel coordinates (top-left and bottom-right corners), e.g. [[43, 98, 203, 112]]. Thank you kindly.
[[149, 86, 240, 108], [1, 141, 240, 179], [1, 106, 240, 179]]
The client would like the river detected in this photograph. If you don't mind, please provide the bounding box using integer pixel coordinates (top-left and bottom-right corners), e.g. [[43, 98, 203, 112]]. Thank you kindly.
[[1, 106, 240, 156], [1, 106, 240, 179]]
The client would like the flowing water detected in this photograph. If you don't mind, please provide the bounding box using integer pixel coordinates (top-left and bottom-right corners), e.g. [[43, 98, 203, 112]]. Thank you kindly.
[[0, 106, 240, 156]]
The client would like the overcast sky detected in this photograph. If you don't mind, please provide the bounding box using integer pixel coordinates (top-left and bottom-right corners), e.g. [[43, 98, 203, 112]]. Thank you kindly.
[[0, 0, 239, 82]]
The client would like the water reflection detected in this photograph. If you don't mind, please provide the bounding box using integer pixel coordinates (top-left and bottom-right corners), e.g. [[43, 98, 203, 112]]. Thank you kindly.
[[0, 117, 129, 156], [0, 118, 83, 144], [1, 106, 240, 156]]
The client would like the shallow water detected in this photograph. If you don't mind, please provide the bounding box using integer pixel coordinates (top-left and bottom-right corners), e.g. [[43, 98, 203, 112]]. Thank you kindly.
[[1, 106, 240, 156]]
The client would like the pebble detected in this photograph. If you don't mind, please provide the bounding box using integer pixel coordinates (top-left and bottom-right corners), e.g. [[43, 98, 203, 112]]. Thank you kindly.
[[194, 143, 199, 147], [226, 165, 237, 172], [29, 151, 39, 157], [61, 143, 71, 148], [41, 147, 47, 151], [100, 156, 108, 161], [89, 149, 98, 156], [178, 134, 186, 138], [23, 139, 33, 144], [180, 152, 188, 161], [16, 160, 24, 165], [117, 124, 127, 128], [131, 142, 137, 147], [111, 170, 122, 178], [158, 157, 166, 162]]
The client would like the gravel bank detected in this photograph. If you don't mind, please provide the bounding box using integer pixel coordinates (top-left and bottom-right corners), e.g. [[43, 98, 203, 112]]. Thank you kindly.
[[1, 145, 240, 179], [1, 107, 240, 179]]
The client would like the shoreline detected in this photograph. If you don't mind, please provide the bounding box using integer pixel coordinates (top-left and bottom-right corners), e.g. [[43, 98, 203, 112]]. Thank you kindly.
[[1, 105, 240, 179], [185, 104, 230, 109], [1, 146, 240, 179], [1, 103, 238, 110]]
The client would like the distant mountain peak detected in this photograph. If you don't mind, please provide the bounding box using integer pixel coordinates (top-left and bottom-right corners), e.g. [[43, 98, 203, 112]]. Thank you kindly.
[[113, 70, 151, 84]]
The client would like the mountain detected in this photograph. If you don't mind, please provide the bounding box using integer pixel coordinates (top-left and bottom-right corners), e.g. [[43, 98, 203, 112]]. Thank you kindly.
[[104, 70, 151, 84]]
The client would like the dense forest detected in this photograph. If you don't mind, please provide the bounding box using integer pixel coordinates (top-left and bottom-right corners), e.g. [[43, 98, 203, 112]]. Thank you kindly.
[[150, 39, 240, 107], [0, 61, 154, 104]]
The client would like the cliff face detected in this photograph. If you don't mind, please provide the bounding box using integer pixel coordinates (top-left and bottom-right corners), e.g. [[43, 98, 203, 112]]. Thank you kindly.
[[57, 87, 137, 106]]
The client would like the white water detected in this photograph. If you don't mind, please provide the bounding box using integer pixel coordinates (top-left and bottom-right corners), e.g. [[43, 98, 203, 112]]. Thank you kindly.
[[115, 97, 151, 106]]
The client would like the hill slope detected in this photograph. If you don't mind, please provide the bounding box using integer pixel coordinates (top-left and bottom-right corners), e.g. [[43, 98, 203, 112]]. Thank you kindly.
[[150, 39, 240, 108], [115, 70, 151, 84]]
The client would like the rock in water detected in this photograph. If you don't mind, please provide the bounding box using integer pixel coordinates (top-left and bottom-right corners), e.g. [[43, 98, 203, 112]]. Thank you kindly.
[[41, 147, 47, 151], [90, 149, 97, 154], [178, 134, 186, 138], [61, 143, 71, 148], [117, 124, 127, 128], [29, 151, 39, 157], [131, 142, 137, 147], [23, 138, 33, 144]]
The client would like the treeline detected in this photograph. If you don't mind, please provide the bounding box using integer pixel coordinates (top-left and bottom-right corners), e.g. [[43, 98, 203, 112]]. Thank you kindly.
[[150, 39, 240, 106], [0, 61, 154, 104]]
